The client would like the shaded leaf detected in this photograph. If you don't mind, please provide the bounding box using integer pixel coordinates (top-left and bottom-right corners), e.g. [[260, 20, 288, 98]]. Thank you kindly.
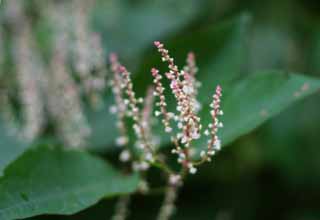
[[92, 0, 204, 61], [0, 146, 139, 220], [198, 71, 320, 150]]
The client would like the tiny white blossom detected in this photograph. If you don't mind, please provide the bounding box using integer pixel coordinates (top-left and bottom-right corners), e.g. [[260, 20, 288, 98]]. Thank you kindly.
[[109, 105, 117, 114], [145, 152, 154, 162], [155, 111, 161, 116], [189, 167, 197, 174], [119, 150, 131, 162], [169, 174, 181, 186], [116, 136, 128, 146]]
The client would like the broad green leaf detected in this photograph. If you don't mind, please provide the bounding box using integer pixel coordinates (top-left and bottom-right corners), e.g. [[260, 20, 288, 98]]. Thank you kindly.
[[0, 122, 29, 177], [197, 71, 320, 151], [0, 146, 139, 220], [87, 14, 251, 151]]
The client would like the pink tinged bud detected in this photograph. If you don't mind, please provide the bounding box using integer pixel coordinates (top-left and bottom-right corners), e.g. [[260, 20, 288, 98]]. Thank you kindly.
[[216, 85, 222, 95], [183, 72, 191, 80], [151, 68, 159, 77], [170, 80, 178, 89], [154, 41, 161, 47], [118, 65, 127, 73]]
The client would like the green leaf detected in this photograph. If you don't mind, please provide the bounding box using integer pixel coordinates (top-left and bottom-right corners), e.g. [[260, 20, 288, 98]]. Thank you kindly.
[[87, 14, 251, 151], [0, 122, 29, 177], [198, 71, 320, 150], [0, 146, 139, 220]]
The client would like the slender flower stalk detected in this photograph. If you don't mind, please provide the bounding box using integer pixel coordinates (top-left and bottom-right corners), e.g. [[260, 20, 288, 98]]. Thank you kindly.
[[111, 195, 131, 220], [156, 185, 179, 220], [142, 86, 158, 147], [109, 53, 129, 148], [118, 65, 156, 165], [183, 52, 201, 112], [153, 41, 204, 174], [198, 85, 223, 164]]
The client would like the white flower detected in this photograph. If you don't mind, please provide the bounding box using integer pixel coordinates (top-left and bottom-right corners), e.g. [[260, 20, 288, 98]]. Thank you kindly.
[[183, 85, 194, 95], [200, 150, 206, 158], [109, 105, 117, 114], [155, 111, 161, 116], [116, 136, 128, 146], [165, 127, 172, 133], [169, 174, 181, 185], [119, 150, 131, 162], [189, 167, 197, 174]]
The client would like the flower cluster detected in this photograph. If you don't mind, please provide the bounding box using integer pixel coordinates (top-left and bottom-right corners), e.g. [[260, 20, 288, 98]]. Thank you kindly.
[[110, 41, 223, 177], [3, 6, 123, 219], [0, 0, 110, 147], [153, 41, 223, 174]]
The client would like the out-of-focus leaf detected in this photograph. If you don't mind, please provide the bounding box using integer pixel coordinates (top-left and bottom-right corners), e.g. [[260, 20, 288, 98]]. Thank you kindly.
[[87, 14, 251, 151], [309, 28, 320, 76], [198, 71, 320, 150], [134, 14, 251, 99], [0, 122, 29, 177], [92, 0, 204, 62], [0, 145, 139, 220], [255, 92, 320, 185]]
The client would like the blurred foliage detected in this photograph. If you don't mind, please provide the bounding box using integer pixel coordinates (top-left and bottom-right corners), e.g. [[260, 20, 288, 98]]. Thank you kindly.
[[0, 0, 320, 219]]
